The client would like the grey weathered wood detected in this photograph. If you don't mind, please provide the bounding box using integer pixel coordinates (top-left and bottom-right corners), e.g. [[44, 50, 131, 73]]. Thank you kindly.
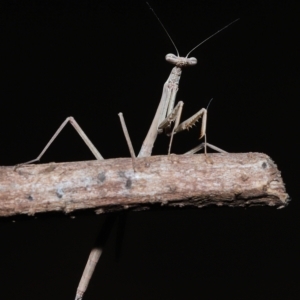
[[0, 153, 289, 217]]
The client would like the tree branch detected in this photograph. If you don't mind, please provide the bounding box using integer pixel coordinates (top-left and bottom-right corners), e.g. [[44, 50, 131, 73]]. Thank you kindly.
[[0, 153, 289, 217]]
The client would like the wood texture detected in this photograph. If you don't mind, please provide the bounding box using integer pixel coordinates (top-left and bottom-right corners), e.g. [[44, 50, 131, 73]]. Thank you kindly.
[[0, 153, 289, 217]]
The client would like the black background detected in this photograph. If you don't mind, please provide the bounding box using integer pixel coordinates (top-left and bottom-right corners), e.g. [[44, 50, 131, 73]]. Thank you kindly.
[[0, 1, 299, 299]]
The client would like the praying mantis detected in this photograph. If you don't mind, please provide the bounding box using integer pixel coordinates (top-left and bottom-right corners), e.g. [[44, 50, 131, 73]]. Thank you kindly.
[[22, 15, 238, 166], [138, 6, 239, 157]]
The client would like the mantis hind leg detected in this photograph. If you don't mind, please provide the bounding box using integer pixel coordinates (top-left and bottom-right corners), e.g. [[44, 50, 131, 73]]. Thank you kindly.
[[17, 117, 103, 165]]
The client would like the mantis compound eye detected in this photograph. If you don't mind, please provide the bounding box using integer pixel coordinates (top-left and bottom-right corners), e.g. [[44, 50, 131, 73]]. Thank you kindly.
[[187, 57, 197, 66], [165, 53, 178, 65]]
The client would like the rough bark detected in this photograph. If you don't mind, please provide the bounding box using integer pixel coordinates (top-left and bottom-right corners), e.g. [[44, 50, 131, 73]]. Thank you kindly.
[[0, 153, 289, 217]]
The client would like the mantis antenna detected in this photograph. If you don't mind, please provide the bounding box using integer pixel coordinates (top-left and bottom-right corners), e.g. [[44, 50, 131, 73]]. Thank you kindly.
[[186, 18, 240, 58], [146, 2, 239, 59], [146, 2, 180, 56]]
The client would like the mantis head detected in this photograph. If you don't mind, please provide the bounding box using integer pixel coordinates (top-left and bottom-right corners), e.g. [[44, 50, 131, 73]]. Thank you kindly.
[[147, 2, 239, 66], [166, 54, 197, 67]]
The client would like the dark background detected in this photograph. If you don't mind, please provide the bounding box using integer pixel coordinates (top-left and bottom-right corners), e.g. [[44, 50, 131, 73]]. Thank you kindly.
[[0, 0, 298, 299]]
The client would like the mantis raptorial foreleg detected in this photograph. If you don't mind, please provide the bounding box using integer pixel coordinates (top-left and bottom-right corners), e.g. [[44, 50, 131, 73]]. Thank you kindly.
[[158, 102, 208, 154], [158, 101, 184, 134]]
